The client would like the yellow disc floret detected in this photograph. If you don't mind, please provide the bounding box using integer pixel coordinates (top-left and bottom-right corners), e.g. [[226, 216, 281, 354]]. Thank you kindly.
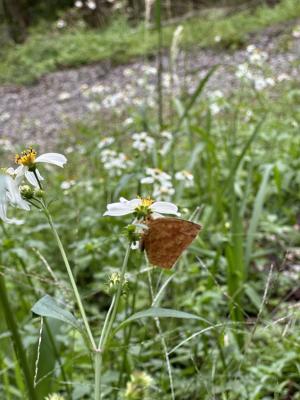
[[134, 196, 154, 219], [140, 196, 154, 208], [15, 148, 37, 168]]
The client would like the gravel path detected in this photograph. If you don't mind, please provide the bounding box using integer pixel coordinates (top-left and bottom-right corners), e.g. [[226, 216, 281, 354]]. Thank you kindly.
[[0, 21, 299, 149]]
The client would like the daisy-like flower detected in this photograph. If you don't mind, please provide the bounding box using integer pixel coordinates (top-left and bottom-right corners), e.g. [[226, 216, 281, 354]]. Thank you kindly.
[[175, 170, 194, 188], [132, 132, 155, 153], [104, 197, 179, 219], [0, 170, 30, 224], [15, 148, 67, 187]]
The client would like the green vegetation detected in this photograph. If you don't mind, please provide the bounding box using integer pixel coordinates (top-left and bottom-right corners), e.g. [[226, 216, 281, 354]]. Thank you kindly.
[[1, 35, 300, 397], [1, 0, 300, 398], [0, 0, 299, 84]]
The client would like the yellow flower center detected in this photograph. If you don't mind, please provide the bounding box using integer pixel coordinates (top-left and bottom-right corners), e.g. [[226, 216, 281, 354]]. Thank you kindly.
[[140, 197, 154, 208], [15, 148, 37, 167], [134, 197, 154, 219]]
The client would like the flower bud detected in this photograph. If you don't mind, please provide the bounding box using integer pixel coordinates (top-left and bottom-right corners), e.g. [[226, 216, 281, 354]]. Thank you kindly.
[[20, 185, 35, 199], [124, 371, 153, 400], [45, 394, 65, 400], [34, 188, 44, 198], [107, 272, 128, 296]]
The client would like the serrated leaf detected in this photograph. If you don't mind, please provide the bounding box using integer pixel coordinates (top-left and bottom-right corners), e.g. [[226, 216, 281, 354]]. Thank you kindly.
[[31, 295, 81, 331]]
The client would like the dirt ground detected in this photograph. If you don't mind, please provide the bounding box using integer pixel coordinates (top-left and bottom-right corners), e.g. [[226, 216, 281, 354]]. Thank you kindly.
[[0, 21, 299, 149]]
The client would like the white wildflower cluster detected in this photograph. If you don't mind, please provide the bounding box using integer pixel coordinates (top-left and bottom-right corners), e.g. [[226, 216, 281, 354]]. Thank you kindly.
[[86, 0, 96, 9], [208, 90, 225, 115], [236, 45, 275, 91], [56, 19, 66, 29], [60, 180, 76, 191], [132, 132, 155, 153], [0, 112, 10, 123], [98, 136, 115, 149], [100, 149, 133, 176], [141, 168, 175, 200], [292, 25, 300, 39], [159, 131, 173, 156], [0, 138, 13, 152], [246, 45, 268, 66], [175, 170, 194, 188]]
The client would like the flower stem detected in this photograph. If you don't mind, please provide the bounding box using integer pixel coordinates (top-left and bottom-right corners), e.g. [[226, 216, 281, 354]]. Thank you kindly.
[[147, 269, 175, 400], [94, 244, 131, 400], [43, 206, 96, 350], [94, 350, 102, 400], [100, 244, 130, 349]]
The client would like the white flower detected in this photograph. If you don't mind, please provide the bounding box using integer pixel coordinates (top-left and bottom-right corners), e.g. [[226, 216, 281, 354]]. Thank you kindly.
[[56, 19, 66, 29], [87, 102, 101, 112], [104, 197, 179, 217], [132, 132, 155, 153], [140, 168, 175, 200], [100, 149, 133, 176], [60, 180, 76, 190], [292, 25, 300, 38], [210, 103, 221, 115], [0, 139, 13, 151], [175, 170, 194, 188], [58, 92, 71, 102], [98, 137, 115, 149], [277, 73, 290, 82], [236, 63, 253, 80], [0, 172, 29, 224], [0, 112, 10, 123], [15, 148, 67, 187], [86, 0, 96, 9], [75, 0, 83, 7]]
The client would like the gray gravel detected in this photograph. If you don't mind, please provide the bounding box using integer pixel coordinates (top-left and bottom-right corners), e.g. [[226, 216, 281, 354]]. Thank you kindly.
[[0, 20, 299, 149]]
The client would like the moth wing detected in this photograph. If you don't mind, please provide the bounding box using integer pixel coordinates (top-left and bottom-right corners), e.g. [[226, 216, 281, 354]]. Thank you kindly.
[[142, 218, 201, 269]]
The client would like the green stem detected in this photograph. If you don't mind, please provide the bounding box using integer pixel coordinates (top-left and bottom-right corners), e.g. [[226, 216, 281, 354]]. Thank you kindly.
[[94, 296, 116, 400], [0, 274, 38, 400], [94, 351, 102, 400], [95, 244, 131, 400], [147, 269, 175, 400], [98, 296, 116, 350], [43, 206, 96, 350], [100, 245, 130, 349]]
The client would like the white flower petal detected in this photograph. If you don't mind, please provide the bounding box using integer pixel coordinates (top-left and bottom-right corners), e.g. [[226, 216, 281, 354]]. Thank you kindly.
[[15, 165, 25, 177], [104, 208, 135, 216], [35, 153, 67, 167], [25, 171, 39, 187], [150, 201, 179, 215], [127, 199, 141, 208], [5, 176, 29, 210]]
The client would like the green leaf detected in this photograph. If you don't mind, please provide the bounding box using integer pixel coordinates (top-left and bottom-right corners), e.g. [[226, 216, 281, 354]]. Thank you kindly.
[[31, 295, 81, 331], [245, 164, 272, 267], [176, 65, 219, 130], [244, 284, 261, 311], [116, 307, 210, 332]]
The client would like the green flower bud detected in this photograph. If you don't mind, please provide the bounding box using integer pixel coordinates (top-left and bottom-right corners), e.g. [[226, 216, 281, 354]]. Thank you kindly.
[[20, 185, 35, 199], [34, 188, 44, 198], [44, 394, 65, 400], [124, 371, 153, 400], [107, 272, 128, 296]]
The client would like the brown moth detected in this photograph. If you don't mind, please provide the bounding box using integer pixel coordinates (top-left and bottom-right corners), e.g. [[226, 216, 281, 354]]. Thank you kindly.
[[141, 217, 201, 269]]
